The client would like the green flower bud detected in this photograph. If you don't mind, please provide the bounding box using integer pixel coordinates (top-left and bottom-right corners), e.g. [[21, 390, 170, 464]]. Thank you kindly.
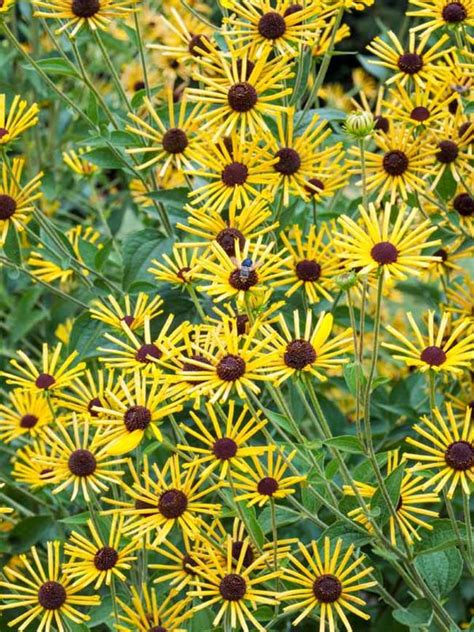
[[344, 111, 375, 139]]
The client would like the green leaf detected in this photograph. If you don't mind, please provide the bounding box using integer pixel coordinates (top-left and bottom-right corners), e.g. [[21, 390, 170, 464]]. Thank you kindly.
[[85, 147, 124, 169], [87, 595, 112, 626], [324, 435, 364, 454], [2, 225, 22, 265], [262, 407, 300, 438], [435, 168, 457, 202], [239, 504, 264, 549], [392, 599, 433, 628], [370, 461, 405, 527], [464, 100, 474, 115], [59, 511, 91, 525], [9, 515, 55, 552], [343, 361, 365, 396], [146, 187, 190, 210], [321, 521, 371, 548], [415, 548, 463, 597], [68, 312, 106, 360], [414, 518, 472, 555], [259, 505, 301, 534], [122, 230, 174, 290], [29, 57, 80, 78]]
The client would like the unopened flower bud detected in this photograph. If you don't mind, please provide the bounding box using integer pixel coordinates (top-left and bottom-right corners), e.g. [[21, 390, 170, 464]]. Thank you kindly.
[[344, 111, 375, 139], [336, 271, 358, 290]]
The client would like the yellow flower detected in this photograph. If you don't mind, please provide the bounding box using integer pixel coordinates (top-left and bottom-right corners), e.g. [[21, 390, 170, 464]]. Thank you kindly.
[[334, 203, 441, 281], [0, 94, 39, 145], [0, 541, 100, 631], [32, 0, 141, 37], [0, 389, 52, 443], [405, 404, 473, 498], [55, 368, 121, 419], [148, 245, 201, 286], [383, 310, 474, 374], [62, 147, 98, 176], [0, 157, 43, 245], [280, 537, 377, 628], [12, 440, 56, 488], [89, 292, 164, 331], [408, 0, 474, 35], [259, 310, 353, 384]]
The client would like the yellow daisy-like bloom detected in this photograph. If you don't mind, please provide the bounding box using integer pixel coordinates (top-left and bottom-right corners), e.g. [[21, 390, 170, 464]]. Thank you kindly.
[[424, 239, 472, 280], [334, 203, 441, 281], [89, 292, 163, 331], [344, 450, 439, 545], [366, 30, 452, 88], [0, 0, 15, 13], [148, 245, 202, 286], [408, 0, 474, 34], [267, 107, 339, 206], [187, 47, 293, 143], [279, 537, 377, 629], [405, 404, 473, 498], [54, 368, 121, 420], [32, 0, 140, 37], [126, 90, 202, 173], [429, 117, 474, 189], [62, 147, 98, 176], [0, 389, 52, 443], [0, 541, 100, 631], [63, 515, 137, 589], [383, 80, 456, 128], [27, 225, 101, 285], [93, 369, 183, 454], [147, 6, 215, 68], [38, 416, 127, 501], [1, 342, 85, 393], [175, 317, 273, 403], [103, 454, 222, 546], [273, 224, 342, 304], [0, 94, 39, 145], [383, 310, 474, 374], [196, 236, 289, 304], [347, 124, 434, 203], [177, 400, 270, 476], [150, 532, 205, 591], [231, 449, 306, 507], [259, 310, 353, 384], [98, 314, 185, 373], [187, 535, 280, 632], [12, 440, 56, 488], [221, 0, 332, 57], [115, 583, 191, 632], [312, 19, 351, 58], [120, 58, 162, 99], [185, 133, 278, 214], [178, 197, 278, 258], [445, 276, 474, 319], [0, 157, 43, 245]]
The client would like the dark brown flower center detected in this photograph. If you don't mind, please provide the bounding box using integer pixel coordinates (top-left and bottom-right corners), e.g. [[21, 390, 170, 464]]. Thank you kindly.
[[148, 627, 167, 632], [410, 106, 430, 122], [20, 414, 38, 428], [188, 33, 212, 57], [133, 81, 145, 92], [257, 476, 279, 496], [258, 11, 286, 39], [135, 498, 157, 512], [370, 241, 399, 265], [219, 573, 247, 601], [0, 128, 8, 139], [35, 373, 56, 389], [68, 449, 97, 476], [382, 150, 409, 176], [436, 140, 459, 164], [284, 3, 303, 18], [295, 259, 321, 281], [182, 554, 198, 575], [420, 345, 447, 366], [216, 354, 246, 381], [182, 354, 212, 382], [122, 314, 135, 327], [216, 227, 246, 257], [162, 128, 188, 154], [176, 266, 191, 282], [213, 437, 238, 460], [312, 574, 342, 603], [221, 162, 249, 187], [434, 248, 448, 262], [158, 489, 188, 519], [135, 343, 162, 364], [88, 397, 102, 417], [445, 441, 474, 471], [453, 193, 474, 216], [458, 121, 472, 139], [232, 540, 255, 567], [227, 82, 258, 112], [397, 53, 423, 75], [71, 0, 100, 17], [124, 405, 152, 432], [375, 115, 390, 133], [229, 267, 258, 291], [305, 178, 325, 196], [94, 546, 119, 571], [0, 194, 16, 220], [442, 2, 467, 22], [284, 339, 317, 370], [236, 314, 249, 336], [38, 581, 67, 610], [274, 147, 301, 175]]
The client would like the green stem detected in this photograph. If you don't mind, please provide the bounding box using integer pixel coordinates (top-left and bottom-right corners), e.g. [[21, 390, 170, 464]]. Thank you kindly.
[[187, 284, 206, 321], [93, 29, 132, 112]]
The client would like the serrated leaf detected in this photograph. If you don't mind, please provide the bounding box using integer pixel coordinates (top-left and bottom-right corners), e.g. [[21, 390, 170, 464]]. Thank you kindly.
[[324, 435, 364, 454], [239, 504, 264, 550], [68, 312, 106, 360], [122, 230, 174, 290], [415, 548, 463, 597], [393, 599, 433, 627], [414, 518, 472, 555]]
